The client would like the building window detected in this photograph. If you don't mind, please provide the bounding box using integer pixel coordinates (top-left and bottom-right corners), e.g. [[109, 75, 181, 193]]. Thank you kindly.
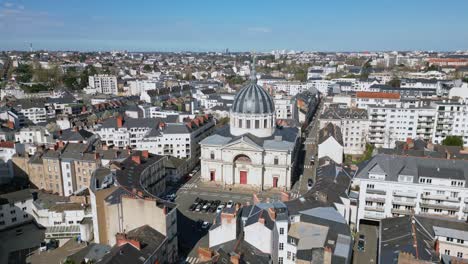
[[246, 120, 251, 129], [367, 184, 374, 189], [279, 243, 284, 250], [210, 152, 215, 160], [255, 120, 259, 129], [457, 239, 464, 244], [292, 253, 296, 261], [287, 252, 291, 259], [279, 227, 284, 235], [445, 249, 451, 255], [12, 217, 16, 222], [278, 257, 283, 264], [457, 252, 463, 258], [274, 157, 279, 165], [446, 237, 453, 242]]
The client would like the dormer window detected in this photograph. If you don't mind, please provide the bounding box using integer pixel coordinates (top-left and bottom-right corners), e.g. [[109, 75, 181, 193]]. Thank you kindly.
[[398, 175, 413, 183]]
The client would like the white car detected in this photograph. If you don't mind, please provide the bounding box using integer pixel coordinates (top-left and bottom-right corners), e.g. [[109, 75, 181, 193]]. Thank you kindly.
[[216, 205, 225, 214], [226, 200, 234, 208], [201, 221, 210, 229]]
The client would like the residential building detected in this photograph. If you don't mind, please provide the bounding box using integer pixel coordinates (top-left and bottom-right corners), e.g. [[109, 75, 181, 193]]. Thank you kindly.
[[88, 75, 118, 95], [318, 123, 344, 164], [89, 151, 178, 263], [320, 106, 369, 155], [355, 154, 468, 226]]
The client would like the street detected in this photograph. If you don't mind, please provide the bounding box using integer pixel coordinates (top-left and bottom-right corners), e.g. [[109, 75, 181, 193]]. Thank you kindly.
[[353, 224, 378, 264]]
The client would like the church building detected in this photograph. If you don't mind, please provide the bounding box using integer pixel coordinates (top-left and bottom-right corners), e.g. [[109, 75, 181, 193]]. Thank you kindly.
[[200, 60, 300, 190]]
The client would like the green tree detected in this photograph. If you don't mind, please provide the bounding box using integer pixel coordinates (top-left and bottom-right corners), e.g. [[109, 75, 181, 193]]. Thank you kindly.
[[15, 64, 33, 83], [143, 64, 152, 72], [387, 77, 401, 88], [442, 136, 463, 147], [294, 68, 307, 82]]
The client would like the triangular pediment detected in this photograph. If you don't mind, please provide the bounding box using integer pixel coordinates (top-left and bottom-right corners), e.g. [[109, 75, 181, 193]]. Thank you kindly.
[[223, 136, 263, 151]]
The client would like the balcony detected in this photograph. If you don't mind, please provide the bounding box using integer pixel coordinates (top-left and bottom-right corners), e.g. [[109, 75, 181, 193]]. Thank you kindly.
[[391, 208, 412, 215], [365, 206, 385, 212], [364, 211, 386, 220], [392, 199, 416, 206], [393, 190, 417, 198], [366, 189, 386, 195], [421, 194, 460, 202], [419, 202, 460, 211], [365, 196, 386, 203]]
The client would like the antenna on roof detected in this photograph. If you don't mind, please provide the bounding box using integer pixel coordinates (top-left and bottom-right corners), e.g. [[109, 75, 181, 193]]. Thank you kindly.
[[250, 52, 257, 83]]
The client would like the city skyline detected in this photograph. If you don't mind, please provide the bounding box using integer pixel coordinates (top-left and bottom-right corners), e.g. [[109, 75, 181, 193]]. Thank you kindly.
[[1, 0, 468, 52]]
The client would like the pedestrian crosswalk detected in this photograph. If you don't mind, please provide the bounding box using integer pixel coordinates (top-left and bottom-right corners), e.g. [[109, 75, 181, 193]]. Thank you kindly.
[[186, 256, 200, 263]]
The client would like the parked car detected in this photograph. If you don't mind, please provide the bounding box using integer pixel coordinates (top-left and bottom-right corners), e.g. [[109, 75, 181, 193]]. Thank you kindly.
[[189, 203, 198, 211], [226, 200, 234, 208], [202, 203, 210, 212], [357, 235, 365, 251], [216, 204, 225, 214], [195, 197, 201, 203], [201, 221, 210, 229], [195, 204, 202, 212]]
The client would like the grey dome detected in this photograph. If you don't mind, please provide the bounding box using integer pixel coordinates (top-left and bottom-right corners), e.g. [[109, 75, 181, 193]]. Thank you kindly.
[[231, 82, 275, 114]]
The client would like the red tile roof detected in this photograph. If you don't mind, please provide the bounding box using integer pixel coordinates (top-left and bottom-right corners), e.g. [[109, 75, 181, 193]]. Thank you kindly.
[[356, 91, 400, 99]]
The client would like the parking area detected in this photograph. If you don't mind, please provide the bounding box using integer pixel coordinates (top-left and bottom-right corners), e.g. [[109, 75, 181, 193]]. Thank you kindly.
[[353, 223, 378, 264]]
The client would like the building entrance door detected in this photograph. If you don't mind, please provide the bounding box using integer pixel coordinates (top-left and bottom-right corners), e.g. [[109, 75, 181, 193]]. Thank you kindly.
[[273, 177, 278, 188], [240, 171, 247, 184], [210, 171, 215, 181]]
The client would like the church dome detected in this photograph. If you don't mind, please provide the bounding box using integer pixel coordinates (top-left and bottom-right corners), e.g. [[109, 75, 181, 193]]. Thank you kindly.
[[231, 81, 274, 114], [229, 58, 276, 138]]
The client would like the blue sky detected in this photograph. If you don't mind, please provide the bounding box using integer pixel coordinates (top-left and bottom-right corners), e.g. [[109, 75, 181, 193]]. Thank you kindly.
[[0, 0, 467, 52]]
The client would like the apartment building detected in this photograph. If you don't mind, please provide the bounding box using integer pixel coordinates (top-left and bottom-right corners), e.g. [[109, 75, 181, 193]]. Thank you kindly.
[[89, 152, 178, 263], [367, 104, 437, 148], [88, 74, 118, 95], [13, 99, 55, 124], [320, 106, 369, 155], [274, 94, 294, 120], [355, 91, 401, 110], [95, 116, 158, 149], [432, 100, 468, 146], [355, 154, 468, 227], [15, 126, 54, 145], [136, 115, 215, 169], [0, 189, 35, 229]]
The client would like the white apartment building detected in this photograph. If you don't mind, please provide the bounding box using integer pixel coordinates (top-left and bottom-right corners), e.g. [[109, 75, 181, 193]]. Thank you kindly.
[[432, 100, 468, 146], [15, 126, 54, 145], [320, 106, 369, 155], [272, 81, 312, 96], [355, 154, 468, 228], [127, 79, 163, 96], [274, 95, 294, 119], [137, 115, 215, 168], [307, 79, 334, 95], [88, 74, 118, 95], [355, 91, 401, 110], [367, 105, 437, 148], [95, 116, 157, 149]]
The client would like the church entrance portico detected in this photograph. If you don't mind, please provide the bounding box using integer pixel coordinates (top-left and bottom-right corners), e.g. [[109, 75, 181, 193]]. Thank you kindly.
[[233, 154, 253, 186]]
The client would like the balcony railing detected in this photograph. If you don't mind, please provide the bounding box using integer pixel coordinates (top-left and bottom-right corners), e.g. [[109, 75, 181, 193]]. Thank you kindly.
[[393, 190, 417, 198], [419, 203, 460, 211], [366, 197, 386, 203], [365, 206, 385, 212], [366, 189, 387, 195], [421, 194, 460, 202], [391, 208, 412, 215]]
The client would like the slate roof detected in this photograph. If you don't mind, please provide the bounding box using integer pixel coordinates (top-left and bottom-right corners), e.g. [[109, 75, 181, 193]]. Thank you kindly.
[[320, 106, 368, 120], [355, 153, 468, 183], [318, 122, 343, 145], [231, 79, 274, 114]]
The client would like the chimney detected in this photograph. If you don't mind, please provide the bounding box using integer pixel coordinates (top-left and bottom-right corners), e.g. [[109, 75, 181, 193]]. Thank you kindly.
[[142, 150, 149, 159], [132, 155, 141, 165], [58, 140, 65, 148], [117, 116, 123, 128]]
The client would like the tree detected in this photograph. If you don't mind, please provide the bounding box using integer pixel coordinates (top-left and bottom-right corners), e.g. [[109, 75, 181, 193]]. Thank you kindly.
[[442, 136, 463, 147], [143, 64, 152, 72], [294, 68, 307, 82], [360, 60, 372, 79], [387, 77, 401, 88], [15, 64, 33, 83]]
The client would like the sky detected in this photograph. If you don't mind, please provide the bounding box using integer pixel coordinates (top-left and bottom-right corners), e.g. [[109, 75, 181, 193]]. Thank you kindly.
[[0, 0, 467, 52]]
